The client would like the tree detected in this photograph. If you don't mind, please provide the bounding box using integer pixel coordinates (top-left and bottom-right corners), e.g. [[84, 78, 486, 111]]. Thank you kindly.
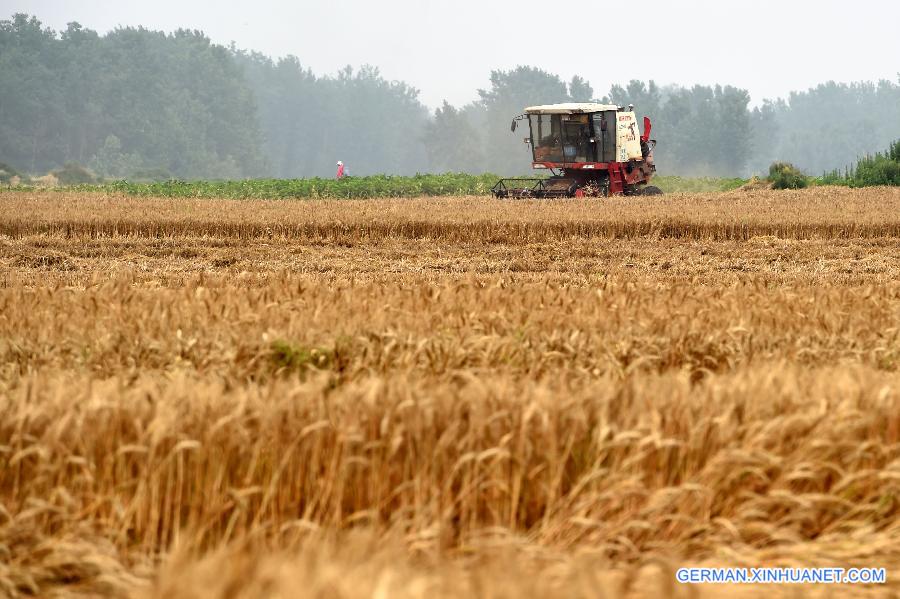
[[0, 14, 266, 179], [478, 66, 570, 174], [0, 14, 65, 173], [237, 56, 430, 177], [747, 79, 900, 176], [88, 135, 143, 179], [568, 76, 593, 103], [4, 10, 897, 180], [748, 99, 782, 174], [607, 80, 750, 176], [711, 85, 751, 175], [324, 65, 429, 176], [234, 52, 319, 177], [606, 80, 662, 118], [424, 101, 485, 173]]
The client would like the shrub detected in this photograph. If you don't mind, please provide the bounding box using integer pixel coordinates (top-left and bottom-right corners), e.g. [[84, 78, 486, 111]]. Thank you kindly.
[[817, 168, 850, 186], [816, 141, 900, 188], [53, 162, 97, 185], [768, 161, 809, 190], [850, 141, 900, 187]]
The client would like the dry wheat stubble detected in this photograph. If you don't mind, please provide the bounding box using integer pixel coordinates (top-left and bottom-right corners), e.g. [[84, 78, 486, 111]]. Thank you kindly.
[[1, 189, 899, 597]]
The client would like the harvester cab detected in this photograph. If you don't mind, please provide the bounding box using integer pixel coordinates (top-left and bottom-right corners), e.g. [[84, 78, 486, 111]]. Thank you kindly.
[[492, 103, 660, 198]]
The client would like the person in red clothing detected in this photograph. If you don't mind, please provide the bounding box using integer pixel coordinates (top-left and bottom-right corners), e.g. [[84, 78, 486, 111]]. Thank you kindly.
[[336, 161, 345, 179]]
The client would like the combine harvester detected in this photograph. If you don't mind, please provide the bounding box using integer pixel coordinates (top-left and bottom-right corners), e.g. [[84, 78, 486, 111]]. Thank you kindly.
[[492, 103, 660, 198]]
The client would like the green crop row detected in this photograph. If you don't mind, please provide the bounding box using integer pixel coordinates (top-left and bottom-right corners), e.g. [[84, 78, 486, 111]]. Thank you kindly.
[[65, 173, 504, 199], [4, 172, 755, 199], [69, 174, 747, 199]]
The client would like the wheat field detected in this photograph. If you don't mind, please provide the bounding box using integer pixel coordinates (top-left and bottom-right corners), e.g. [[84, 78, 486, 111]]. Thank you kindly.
[[1, 188, 899, 598]]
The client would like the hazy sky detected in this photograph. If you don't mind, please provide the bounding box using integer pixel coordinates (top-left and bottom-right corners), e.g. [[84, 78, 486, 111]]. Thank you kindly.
[[3, 0, 898, 110]]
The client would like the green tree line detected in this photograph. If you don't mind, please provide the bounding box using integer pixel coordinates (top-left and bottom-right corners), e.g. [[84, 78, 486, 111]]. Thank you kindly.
[[0, 15, 264, 179], [1, 14, 898, 180]]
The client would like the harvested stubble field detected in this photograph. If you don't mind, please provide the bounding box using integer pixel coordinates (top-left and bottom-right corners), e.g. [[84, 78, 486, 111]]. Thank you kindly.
[[1, 187, 900, 598]]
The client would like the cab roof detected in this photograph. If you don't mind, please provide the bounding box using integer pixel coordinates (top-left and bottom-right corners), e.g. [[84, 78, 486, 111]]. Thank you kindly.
[[524, 102, 620, 114]]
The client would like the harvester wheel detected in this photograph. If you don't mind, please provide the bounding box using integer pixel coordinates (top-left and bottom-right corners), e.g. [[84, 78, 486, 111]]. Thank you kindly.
[[641, 185, 663, 196]]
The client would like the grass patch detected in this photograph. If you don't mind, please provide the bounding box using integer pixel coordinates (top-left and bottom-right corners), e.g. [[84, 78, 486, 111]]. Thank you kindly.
[[270, 340, 334, 372], [652, 175, 747, 193]]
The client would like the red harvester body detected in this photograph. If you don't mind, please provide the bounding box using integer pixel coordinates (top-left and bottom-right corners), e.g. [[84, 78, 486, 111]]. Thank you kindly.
[[492, 102, 660, 198]]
